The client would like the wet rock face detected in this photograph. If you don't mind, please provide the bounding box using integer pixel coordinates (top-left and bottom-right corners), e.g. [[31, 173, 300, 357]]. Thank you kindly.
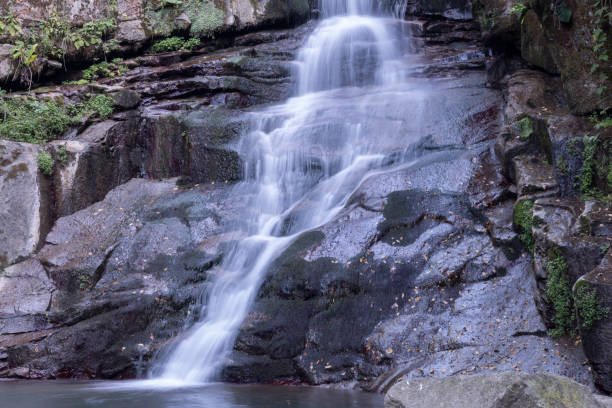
[[493, 62, 611, 392], [0, 178, 247, 378], [0, 27, 304, 267], [403, 0, 473, 20], [219, 65, 592, 388], [384, 372, 607, 408]]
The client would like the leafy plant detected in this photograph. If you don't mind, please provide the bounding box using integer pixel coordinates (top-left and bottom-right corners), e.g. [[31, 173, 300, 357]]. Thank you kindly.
[[574, 282, 609, 330], [0, 93, 114, 144], [0, 12, 23, 38], [82, 58, 127, 81], [579, 135, 599, 197], [151, 36, 185, 53], [151, 36, 201, 53], [56, 146, 69, 166], [4, 12, 118, 89], [546, 249, 574, 337], [590, 112, 612, 130], [182, 37, 200, 50], [78, 94, 115, 119], [510, 2, 529, 23], [513, 199, 535, 254], [0, 97, 73, 144], [37, 150, 54, 176], [590, 0, 610, 98]]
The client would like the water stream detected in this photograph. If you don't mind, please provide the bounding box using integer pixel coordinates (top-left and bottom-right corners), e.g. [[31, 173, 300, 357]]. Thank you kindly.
[[158, 0, 414, 383]]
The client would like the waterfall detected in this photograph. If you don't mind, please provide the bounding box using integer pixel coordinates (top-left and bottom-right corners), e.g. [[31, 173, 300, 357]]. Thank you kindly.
[[158, 0, 410, 383]]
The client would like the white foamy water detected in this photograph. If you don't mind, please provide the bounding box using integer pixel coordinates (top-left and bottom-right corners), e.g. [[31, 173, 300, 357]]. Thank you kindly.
[[157, 0, 414, 383]]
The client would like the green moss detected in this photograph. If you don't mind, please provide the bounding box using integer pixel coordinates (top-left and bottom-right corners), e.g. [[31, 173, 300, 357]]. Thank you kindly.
[[574, 281, 609, 330], [579, 135, 599, 198], [80, 94, 114, 119], [513, 199, 535, 254], [516, 116, 535, 140], [187, 0, 225, 38], [145, 6, 177, 37], [546, 248, 574, 337], [37, 150, 54, 176]]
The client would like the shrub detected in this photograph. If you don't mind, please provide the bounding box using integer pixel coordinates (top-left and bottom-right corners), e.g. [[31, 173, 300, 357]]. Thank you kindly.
[[0, 97, 72, 144], [151, 36, 185, 53], [37, 150, 54, 175], [79, 94, 114, 119], [181, 37, 200, 51], [82, 59, 128, 81]]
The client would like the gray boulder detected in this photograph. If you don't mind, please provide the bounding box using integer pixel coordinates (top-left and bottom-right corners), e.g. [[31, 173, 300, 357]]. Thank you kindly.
[[385, 372, 606, 408], [0, 141, 49, 267]]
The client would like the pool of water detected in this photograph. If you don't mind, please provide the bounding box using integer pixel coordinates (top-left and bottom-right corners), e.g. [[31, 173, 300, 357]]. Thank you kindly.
[[0, 381, 383, 408]]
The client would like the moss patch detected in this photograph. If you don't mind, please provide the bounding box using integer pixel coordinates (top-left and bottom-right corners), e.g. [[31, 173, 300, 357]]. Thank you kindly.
[[513, 199, 534, 254], [579, 135, 599, 197], [546, 248, 574, 337], [187, 0, 225, 38], [516, 116, 534, 140], [37, 150, 54, 175]]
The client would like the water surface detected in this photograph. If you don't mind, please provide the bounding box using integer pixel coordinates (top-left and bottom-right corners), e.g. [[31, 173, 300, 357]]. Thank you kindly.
[[0, 381, 383, 408]]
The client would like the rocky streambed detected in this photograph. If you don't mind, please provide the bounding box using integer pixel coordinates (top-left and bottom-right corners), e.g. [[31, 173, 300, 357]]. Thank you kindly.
[[0, 0, 611, 403]]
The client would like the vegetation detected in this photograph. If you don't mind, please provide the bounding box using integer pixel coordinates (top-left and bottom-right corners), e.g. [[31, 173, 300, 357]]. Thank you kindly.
[[56, 146, 69, 166], [513, 199, 535, 254], [82, 58, 128, 81], [575, 282, 609, 330], [590, 112, 612, 130], [78, 94, 115, 119], [37, 150, 54, 175], [0, 93, 114, 144], [151, 36, 200, 53], [0, 96, 73, 144], [509, 2, 529, 23], [515, 116, 534, 140], [579, 135, 599, 197], [545, 249, 574, 337], [1, 10, 119, 88], [187, 1, 225, 38], [144, 0, 224, 38], [590, 0, 610, 98]]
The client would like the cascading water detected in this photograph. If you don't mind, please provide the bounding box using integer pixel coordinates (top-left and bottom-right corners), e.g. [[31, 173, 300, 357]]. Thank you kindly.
[[158, 0, 413, 383]]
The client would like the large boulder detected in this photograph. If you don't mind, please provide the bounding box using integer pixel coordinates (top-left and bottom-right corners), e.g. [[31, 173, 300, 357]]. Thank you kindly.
[[0, 141, 49, 267], [385, 372, 608, 408], [0, 178, 246, 378]]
